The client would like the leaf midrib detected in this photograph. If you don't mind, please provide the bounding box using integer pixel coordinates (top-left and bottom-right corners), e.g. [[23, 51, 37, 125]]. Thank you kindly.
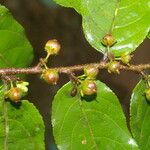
[[78, 98, 99, 150], [109, 0, 121, 33]]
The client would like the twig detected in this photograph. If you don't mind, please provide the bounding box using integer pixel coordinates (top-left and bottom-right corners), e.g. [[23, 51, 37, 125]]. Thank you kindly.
[[0, 61, 150, 75]]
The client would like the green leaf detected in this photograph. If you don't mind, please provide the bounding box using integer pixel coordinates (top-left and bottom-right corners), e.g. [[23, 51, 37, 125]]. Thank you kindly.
[[52, 81, 139, 150], [0, 5, 33, 67], [130, 78, 150, 150], [54, 0, 150, 56], [0, 5, 44, 150], [0, 90, 45, 149], [54, 0, 82, 13]]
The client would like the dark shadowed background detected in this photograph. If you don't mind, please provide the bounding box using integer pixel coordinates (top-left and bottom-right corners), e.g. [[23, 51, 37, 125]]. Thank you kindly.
[[0, 0, 149, 149]]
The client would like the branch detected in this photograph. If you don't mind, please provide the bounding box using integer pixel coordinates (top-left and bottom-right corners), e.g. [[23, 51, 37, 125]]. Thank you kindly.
[[0, 61, 150, 75]]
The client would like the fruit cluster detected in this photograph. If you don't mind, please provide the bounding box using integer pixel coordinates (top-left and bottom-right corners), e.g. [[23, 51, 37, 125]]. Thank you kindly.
[[3, 37, 149, 103], [41, 40, 99, 98], [101, 34, 132, 74]]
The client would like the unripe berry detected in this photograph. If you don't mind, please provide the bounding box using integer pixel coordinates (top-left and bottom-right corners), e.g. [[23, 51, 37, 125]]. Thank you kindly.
[[45, 39, 61, 55], [81, 80, 97, 96], [101, 34, 116, 47], [107, 61, 120, 74], [42, 69, 59, 85], [84, 66, 99, 79], [145, 88, 150, 101], [8, 87, 22, 103], [121, 52, 132, 65]]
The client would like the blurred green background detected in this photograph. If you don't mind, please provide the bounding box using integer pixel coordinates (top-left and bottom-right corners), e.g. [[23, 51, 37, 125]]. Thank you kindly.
[[0, 0, 149, 149]]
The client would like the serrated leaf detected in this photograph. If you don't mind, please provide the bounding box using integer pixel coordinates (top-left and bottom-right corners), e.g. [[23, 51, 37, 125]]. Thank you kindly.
[[0, 5, 33, 67], [130, 78, 150, 150], [54, 0, 150, 56], [52, 81, 139, 150], [0, 97, 45, 149]]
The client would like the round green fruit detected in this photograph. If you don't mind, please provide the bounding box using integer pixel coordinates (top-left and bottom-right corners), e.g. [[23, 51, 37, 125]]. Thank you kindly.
[[42, 69, 59, 85], [8, 87, 22, 103], [84, 66, 99, 79], [107, 61, 120, 74], [101, 34, 116, 47], [81, 80, 97, 96], [121, 52, 132, 65], [45, 39, 61, 55]]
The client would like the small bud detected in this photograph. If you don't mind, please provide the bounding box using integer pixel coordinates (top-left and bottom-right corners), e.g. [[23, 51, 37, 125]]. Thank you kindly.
[[16, 81, 29, 93], [101, 34, 116, 47], [45, 39, 61, 55], [121, 52, 132, 65], [107, 61, 120, 74], [70, 87, 77, 97], [145, 88, 150, 101], [42, 69, 59, 85], [81, 80, 97, 96], [84, 66, 99, 79], [8, 87, 23, 103]]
